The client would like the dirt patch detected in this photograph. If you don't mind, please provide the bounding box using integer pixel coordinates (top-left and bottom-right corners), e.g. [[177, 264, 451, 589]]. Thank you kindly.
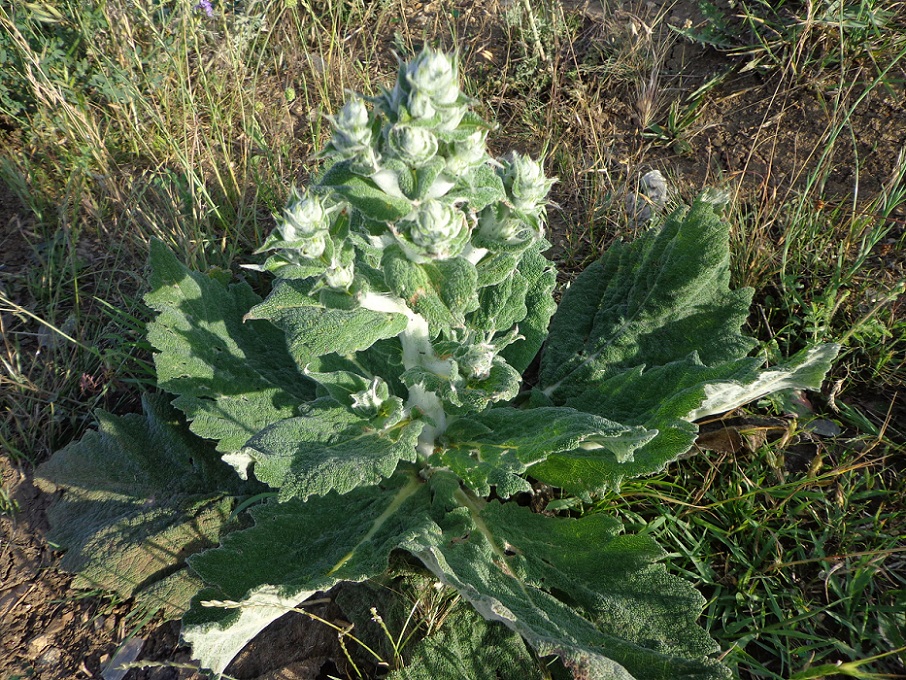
[[570, 13, 906, 198], [0, 456, 126, 679], [0, 180, 36, 305]]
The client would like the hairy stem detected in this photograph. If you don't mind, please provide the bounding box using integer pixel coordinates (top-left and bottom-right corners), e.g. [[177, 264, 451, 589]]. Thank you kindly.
[[358, 291, 451, 455]]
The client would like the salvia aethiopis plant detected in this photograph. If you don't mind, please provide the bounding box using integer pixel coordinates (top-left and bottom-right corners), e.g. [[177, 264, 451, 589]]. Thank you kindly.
[[37, 49, 838, 679]]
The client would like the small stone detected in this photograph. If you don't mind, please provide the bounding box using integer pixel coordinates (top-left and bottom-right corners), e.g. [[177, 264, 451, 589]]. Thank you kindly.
[[27, 633, 52, 656], [38, 645, 63, 666], [625, 169, 669, 228]]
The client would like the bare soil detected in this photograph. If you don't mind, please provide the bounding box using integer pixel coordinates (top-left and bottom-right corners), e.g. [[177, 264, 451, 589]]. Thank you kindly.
[[1, 0, 904, 678]]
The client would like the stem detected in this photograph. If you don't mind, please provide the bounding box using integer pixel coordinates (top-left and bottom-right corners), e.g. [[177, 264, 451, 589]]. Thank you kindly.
[[358, 291, 451, 455], [461, 244, 489, 265], [407, 384, 445, 456], [452, 486, 525, 586], [519, 0, 547, 63]]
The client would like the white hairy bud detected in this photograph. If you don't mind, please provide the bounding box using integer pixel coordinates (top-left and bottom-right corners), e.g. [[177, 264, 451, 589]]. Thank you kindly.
[[400, 200, 469, 260], [282, 194, 328, 240], [405, 50, 459, 106], [331, 98, 372, 155], [503, 153, 555, 213], [387, 124, 439, 167]]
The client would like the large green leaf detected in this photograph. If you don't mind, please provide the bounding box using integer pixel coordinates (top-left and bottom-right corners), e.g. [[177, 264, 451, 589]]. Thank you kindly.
[[422, 256, 480, 319], [532, 199, 838, 493], [243, 400, 424, 500], [539, 197, 757, 398], [453, 163, 507, 212], [145, 240, 315, 453], [547, 353, 761, 427], [335, 571, 543, 680], [381, 246, 461, 334], [388, 603, 543, 680], [528, 355, 760, 495], [475, 251, 519, 288], [439, 407, 655, 497], [182, 472, 434, 674], [411, 491, 732, 680], [529, 343, 837, 497], [526, 420, 699, 499], [469, 264, 530, 333], [688, 343, 839, 420], [246, 278, 409, 366], [34, 394, 254, 618]]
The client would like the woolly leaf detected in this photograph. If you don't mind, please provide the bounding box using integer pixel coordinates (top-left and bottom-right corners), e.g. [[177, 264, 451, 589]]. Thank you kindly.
[[302, 366, 372, 406], [456, 163, 507, 212], [439, 407, 655, 497], [688, 343, 839, 420], [318, 160, 414, 221], [388, 605, 542, 680], [412, 494, 732, 680], [476, 251, 519, 288], [183, 472, 433, 674], [244, 400, 424, 501], [549, 354, 763, 426], [469, 266, 530, 333], [529, 355, 760, 494], [34, 394, 254, 618], [539, 197, 757, 397], [246, 278, 408, 366], [422, 256, 480, 318], [526, 420, 700, 499], [500, 242, 557, 373], [414, 157, 449, 200], [531, 199, 838, 493], [145, 240, 316, 452], [382, 246, 460, 333], [529, 345, 836, 497]]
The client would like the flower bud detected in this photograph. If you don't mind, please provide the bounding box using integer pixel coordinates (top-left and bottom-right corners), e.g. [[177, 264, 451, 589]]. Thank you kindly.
[[408, 91, 436, 120], [349, 147, 382, 177], [405, 200, 467, 256], [282, 194, 328, 240], [351, 377, 391, 417], [337, 97, 369, 130], [331, 98, 372, 155], [445, 130, 487, 176], [502, 153, 554, 213], [436, 105, 467, 133], [405, 50, 459, 106], [458, 341, 495, 380], [387, 124, 439, 167], [476, 204, 537, 245], [323, 259, 355, 290], [296, 232, 327, 259]]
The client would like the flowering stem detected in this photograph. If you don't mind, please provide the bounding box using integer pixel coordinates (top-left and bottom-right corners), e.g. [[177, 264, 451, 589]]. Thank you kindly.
[[461, 244, 489, 265], [358, 292, 451, 456]]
